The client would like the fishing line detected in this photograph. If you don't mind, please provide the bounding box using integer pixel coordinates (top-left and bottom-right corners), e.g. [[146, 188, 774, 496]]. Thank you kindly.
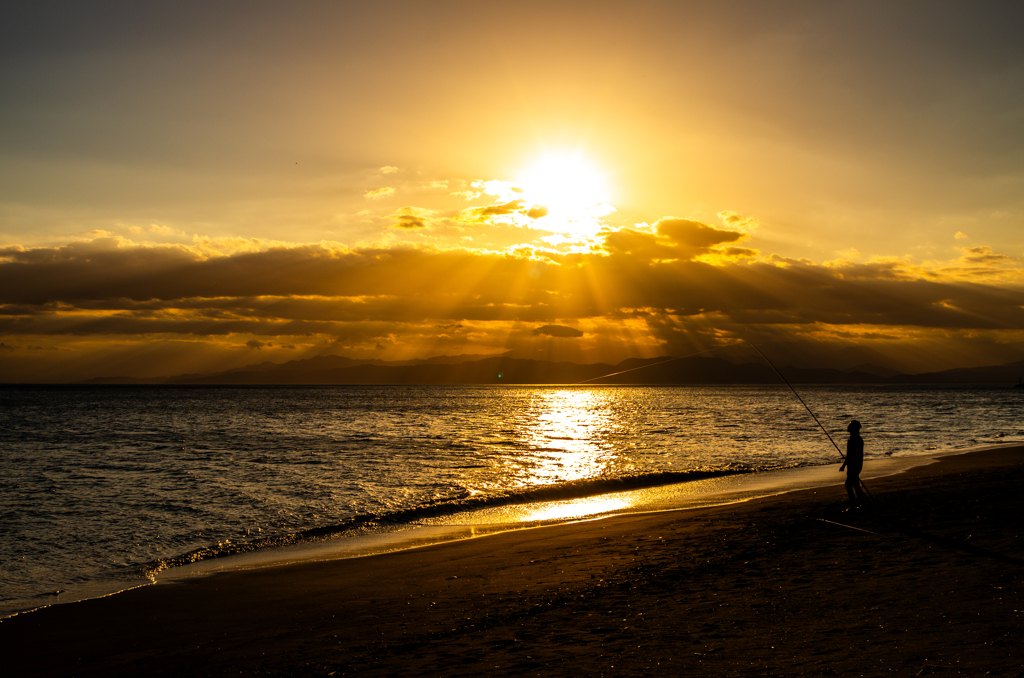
[[574, 343, 745, 384]]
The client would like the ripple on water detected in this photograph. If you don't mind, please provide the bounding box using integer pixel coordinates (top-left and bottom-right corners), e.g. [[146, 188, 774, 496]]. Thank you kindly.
[[1, 383, 1022, 617]]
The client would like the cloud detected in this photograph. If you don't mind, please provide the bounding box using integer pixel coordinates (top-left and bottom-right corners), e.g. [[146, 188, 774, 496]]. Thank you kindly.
[[457, 200, 533, 224], [717, 211, 760, 232], [453, 197, 551, 226], [364, 187, 395, 199], [472, 180, 524, 202], [533, 324, 584, 338], [379, 166, 399, 174], [955, 231, 969, 240], [960, 245, 1012, 264], [390, 206, 435, 229], [657, 218, 745, 248], [602, 218, 748, 261], [126, 225, 187, 238], [1, 234, 1022, 383], [2, 236, 1021, 332], [148, 225, 188, 237], [707, 246, 760, 260]]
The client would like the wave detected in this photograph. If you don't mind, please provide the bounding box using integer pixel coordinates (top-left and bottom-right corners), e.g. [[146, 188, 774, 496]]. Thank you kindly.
[[143, 462, 803, 578]]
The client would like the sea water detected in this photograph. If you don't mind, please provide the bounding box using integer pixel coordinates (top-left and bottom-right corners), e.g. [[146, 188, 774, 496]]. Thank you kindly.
[[1, 384, 1021, 618]]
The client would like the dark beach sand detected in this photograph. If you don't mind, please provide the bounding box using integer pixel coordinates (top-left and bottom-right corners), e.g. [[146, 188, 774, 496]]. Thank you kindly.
[[4, 447, 1023, 677]]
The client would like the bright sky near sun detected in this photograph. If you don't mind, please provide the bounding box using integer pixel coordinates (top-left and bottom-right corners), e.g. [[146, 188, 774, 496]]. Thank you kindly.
[[1, 0, 1023, 381]]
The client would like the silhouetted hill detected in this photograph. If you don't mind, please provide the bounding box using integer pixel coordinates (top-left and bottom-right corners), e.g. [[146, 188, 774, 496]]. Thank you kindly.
[[845, 363, 902, 378], [79, 355, 881, 385], [889, 359, 1024, 384], [76, 354, 1024, 386]]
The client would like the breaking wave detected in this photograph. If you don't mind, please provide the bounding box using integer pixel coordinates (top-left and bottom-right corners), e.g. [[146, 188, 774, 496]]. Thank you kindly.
[[144, 462, 802, 577]]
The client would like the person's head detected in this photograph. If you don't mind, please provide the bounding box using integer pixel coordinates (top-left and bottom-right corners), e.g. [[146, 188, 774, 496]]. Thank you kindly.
[[847, 420, 862, 434]]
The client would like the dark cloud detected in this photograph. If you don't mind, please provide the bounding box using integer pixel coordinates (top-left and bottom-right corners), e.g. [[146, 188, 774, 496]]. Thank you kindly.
[[477, 200, 526, 217], [601, 218, 748, 261], [246, 339, 267, 350], [1, 237, 1022, 348], [656, 218, 745, 248], [533, 325, 584, 338], [960, 246, 1013, 264], [390, 208, 431, 229], [717, 246, 759, 259], [458, 199, 549, 224]]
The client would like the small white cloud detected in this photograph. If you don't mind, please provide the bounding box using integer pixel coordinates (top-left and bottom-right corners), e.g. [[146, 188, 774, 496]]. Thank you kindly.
[[148, 225, 187, 237], [473, 180, 523, 202], [380, 166, 399, 174]]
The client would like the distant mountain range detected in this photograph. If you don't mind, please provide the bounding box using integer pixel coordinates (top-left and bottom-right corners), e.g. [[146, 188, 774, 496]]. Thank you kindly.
[[78, 354, 1024, 386]]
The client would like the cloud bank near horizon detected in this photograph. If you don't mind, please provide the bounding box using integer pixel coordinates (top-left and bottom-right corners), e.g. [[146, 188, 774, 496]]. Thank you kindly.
[[1, 220, 1022, 381]]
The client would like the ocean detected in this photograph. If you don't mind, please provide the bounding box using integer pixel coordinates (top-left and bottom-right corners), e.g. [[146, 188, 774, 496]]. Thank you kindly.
[[1, 383, 1021, 618]]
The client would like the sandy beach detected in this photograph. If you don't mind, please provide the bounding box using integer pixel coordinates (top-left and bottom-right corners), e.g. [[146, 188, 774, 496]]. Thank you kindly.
[[4, 446, 1022, 677]]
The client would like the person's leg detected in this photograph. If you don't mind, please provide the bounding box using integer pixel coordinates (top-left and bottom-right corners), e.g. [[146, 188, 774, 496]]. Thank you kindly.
[[845, 475, 859, 506], [853, 475, 868, 503]]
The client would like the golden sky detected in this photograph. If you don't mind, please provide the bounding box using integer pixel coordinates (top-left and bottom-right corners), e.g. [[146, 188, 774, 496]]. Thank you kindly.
[[2, 1, 1023, 381]]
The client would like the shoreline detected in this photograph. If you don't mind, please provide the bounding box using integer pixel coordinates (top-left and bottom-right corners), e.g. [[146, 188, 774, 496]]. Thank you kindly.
[[148, 442, 1016, 583], [1, 442, 1009, 621], [4, 444, 1022, 676]]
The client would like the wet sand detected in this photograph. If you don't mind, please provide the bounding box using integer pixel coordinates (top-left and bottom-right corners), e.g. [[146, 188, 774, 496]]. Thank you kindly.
[[4, 446, 1023, 677]]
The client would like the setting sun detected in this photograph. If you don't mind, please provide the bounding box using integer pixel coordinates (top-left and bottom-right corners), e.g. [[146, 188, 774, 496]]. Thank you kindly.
[[516, 151, 615, 239]]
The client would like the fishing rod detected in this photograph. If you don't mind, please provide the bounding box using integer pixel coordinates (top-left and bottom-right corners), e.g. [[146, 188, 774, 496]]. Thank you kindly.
[[740, 340, 844, 459], [742, 339, 874, 499], [577, 338, 872, 496]]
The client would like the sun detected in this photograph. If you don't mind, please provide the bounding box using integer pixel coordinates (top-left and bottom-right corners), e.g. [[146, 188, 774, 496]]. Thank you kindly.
[[516, 151, 615, 239]]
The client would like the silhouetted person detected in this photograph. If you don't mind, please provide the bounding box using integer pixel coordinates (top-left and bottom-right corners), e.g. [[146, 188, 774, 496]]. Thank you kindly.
[[840, 420, 868, 507]]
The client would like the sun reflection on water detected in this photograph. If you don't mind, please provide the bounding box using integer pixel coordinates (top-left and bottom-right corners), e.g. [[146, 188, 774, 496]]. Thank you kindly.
[[509, 388, 617, 487]]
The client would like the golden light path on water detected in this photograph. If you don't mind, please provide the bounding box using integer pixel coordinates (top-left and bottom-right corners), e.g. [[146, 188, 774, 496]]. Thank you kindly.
[[516, 389, 611, 486]]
